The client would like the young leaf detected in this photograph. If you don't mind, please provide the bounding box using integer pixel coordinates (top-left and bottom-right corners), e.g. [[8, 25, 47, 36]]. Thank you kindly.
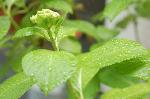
[[96, 26, 119, 41], [136, 0, 150, 18], [0, 16, 10, 39], [102, 0, 133, 20], [0, 72, 35, 99], [14, 27, 50, 41], [56, 26, 77, 43], [14, 0, 25, 8], [70, 39, 147, 91], [59, 37, 81, 54], [64, 20, 99, 40], [22, 49, 77, 95], [41, 0, 73, 14], [116, 15, 134, 29], [21, 11, 35, 27], [101, 82, 150, 99]]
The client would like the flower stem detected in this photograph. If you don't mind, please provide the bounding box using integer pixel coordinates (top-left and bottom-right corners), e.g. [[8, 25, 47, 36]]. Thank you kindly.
[[48, 30, 59, 51]]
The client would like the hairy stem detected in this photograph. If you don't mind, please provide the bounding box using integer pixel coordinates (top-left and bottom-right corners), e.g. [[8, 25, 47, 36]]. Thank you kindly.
[[48, 30, 59, 51]]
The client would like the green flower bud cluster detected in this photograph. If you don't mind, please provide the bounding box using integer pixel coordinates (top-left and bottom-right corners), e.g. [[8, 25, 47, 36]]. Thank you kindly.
[[30, 9, 60, 28]]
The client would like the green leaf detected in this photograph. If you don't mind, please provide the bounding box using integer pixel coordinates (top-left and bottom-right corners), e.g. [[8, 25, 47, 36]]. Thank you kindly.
[[4, 0, 15, 7], [70, 39, 147, 92], [21, 11, 35, 27], [22, 49, 77, 95], [101, 82, 150, 99], [68, 75, 100, 99], [130, 51, 150, 80], [64, 0, 74, 7], [10, 46, 34, 72], [41, 0, 72, 14], [83, 76, 100, 99], [0, 64, 9, 78], [0, 16, 10, 39], [102, 0, 133, 20], [0, 72, 35, 99], [99, 51, 150, 82], [96, 26, 119, 41], [4, 0, 25, 8], [99, 69, 140, 88], [136, 0, 150, 18], [64, 20, 99, 40], [116, 15, 134, 29], [67, 83, 77, 99], [14, 27, 50, 41], [132, 64, 150, 81], [56, 26, 77, 43], [14, 0, 25, 7], [0, 36, 11, 48], [59, 37, 81, 54], [90, 43, 103, 51]]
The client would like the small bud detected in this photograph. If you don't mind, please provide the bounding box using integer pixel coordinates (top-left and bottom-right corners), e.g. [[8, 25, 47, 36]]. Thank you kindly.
[[30, 9, 60, 28]]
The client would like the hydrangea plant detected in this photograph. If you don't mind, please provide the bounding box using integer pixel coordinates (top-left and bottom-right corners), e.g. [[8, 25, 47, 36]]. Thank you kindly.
[[0, 0, 150, 99]]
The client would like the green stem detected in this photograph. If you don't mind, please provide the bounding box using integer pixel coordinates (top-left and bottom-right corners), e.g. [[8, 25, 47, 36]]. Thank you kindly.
[[7, 6, 19, 30], [48, 30, 59, 51], [9, 13, 19, 30], [133, 17, 141, 43], [13, 9, 28, 16], [2, 2, 19, 30], [51, 38, 59, 51]]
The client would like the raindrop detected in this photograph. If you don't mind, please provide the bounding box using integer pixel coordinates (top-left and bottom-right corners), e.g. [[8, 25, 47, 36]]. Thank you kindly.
[[63, 72, 67, 75], [31, 73, 34, 76], [48, 67, 52, 71]]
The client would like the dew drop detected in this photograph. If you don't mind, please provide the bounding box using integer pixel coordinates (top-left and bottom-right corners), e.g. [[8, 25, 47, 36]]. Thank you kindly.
[[63, 72, 67, 75], [48, 67, 52, 71], [31, 73, 34, 76]]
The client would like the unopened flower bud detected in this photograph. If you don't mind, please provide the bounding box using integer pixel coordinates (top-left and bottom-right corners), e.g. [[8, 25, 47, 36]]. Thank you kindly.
[[30, 9, 60, 28]]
